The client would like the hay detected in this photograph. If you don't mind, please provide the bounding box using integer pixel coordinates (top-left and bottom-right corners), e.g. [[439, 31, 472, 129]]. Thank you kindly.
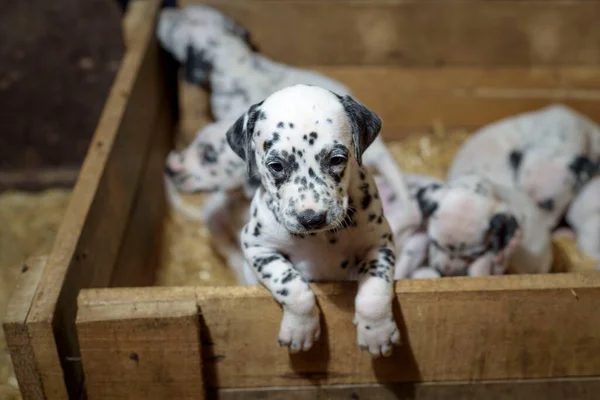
[[155, 193, 236, 287], [0, 188, 72, 400]]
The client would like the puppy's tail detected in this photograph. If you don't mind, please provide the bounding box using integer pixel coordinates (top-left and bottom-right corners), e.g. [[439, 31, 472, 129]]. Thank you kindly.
[[164, 174, 205, 221]]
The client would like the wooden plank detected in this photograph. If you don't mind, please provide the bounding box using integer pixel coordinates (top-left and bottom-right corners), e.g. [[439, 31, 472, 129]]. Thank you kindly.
[[76, 289, 204, 399], [74, 273, 600, 390], [181, 0, 600, 67], [215, 378, 600, 400], [109, 103, 172, 288], [24, 1, 171, 398], [2, 256, 64, 399], [179, 67, 600, 141]]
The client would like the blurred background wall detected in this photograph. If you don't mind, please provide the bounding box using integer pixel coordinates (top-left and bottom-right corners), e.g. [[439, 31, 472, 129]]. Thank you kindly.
[[0, 0, 125, 190]]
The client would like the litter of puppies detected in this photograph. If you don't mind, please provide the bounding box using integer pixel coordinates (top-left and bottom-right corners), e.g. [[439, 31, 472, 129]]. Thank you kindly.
[[157, 5, 599, 290]]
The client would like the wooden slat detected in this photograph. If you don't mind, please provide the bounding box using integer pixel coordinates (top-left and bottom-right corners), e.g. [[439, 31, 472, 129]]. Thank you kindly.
[[179, 67, 600, 142], [182, 0, 600, 67], [2, 256, 64, 399], [75, 272, 600, 391], [215, 378, 600, 400], [109, 104, 172, 288], [24, 1, 172, 398], [76, 289, 204, 399]]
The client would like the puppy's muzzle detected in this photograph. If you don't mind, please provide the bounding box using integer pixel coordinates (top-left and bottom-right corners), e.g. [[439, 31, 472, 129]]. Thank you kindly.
[[297, 209, 327, 230], [164, 165, 179, 179]]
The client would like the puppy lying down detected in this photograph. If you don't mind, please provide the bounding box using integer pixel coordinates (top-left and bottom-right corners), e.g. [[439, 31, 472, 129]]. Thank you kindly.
[[378, 174, 553, 278], [449, 104, 600, 229]]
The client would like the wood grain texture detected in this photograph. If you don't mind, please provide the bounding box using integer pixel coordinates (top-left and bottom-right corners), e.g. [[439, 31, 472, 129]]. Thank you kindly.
[[214, 378, 600, 400], [182, 0, 600, 67], [109, 102, 172, 288], [76, 272, 600, 391], [24, 1, 171, 398], [77, 289, 204, 400], [2, 256, 65, 400], [179, 67, 600, 141]]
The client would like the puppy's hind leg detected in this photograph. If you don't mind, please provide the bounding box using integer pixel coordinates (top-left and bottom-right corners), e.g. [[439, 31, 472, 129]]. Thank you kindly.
[[364, 138, 419, 227], [394, 232, 429, 280]]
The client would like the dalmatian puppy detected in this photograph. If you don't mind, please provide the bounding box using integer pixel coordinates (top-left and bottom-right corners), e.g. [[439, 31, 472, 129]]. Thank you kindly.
[[566, 176, 600, 266], [158, 4, 415, 224], [416, 174, 553, 277], [449, 104, 600, 229], [165, 120, 255, 194], [227, 85, 400, 356]]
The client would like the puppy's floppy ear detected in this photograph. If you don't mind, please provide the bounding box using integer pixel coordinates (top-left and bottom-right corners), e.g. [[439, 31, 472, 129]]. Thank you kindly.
[[508, 149, 523, 170], [416, 183, 442, 221], [488, 213, 519, 253], [226, 101, 263, 178], [183, 45, 212, 85], [569, 155, 598, 188], [336, 94, 382, 166]]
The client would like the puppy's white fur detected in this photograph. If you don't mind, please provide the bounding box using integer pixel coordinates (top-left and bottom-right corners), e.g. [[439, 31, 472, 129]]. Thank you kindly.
[[566, 176, 600, 266]]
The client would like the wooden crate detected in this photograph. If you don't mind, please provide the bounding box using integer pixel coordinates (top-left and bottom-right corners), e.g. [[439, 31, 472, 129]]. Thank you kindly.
[[5, 0, 600, 399]]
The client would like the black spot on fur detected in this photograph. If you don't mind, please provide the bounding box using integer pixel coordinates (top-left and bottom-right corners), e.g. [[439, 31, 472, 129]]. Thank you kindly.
[[289, 122, 295, 128], [253, 222, 262, 237], [569, 155, 598, 188], [488, 213, 520, 253], [509, 149, 523, 170], [259, 111, 267, 120], [538, 198, 555, 211], [326, 118, 333, 124], [416, 187, 438, 219], [277, 121, 285, 128], [276, 288, 289, 297]]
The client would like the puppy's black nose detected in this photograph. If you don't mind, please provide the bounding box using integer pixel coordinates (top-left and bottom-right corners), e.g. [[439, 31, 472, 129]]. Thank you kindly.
[[538, 198, 554, 211], [297, 209, 327, 230], [164, 165, 178, 179]]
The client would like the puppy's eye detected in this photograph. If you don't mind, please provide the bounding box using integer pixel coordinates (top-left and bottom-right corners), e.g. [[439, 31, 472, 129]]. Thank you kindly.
[[330, 155, 346, 166], [268, 161, 284, 173]]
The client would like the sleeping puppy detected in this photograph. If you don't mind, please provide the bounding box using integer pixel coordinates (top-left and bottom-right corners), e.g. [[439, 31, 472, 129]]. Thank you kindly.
[[449, 104, 600, 229], [227, 85, 400, 356], [417, 174, 553, 277], [158, 4, 415, 225], [566, 176, 600, 266]]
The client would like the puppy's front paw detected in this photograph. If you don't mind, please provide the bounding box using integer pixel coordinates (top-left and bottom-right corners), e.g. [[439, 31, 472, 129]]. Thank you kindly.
[[278, 308, 320, 354], [354, 313, 401, 358]]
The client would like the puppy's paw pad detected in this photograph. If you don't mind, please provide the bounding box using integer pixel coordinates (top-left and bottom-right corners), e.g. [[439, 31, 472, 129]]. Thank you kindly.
[[278, 309, 320, 353], [355, 314, 401, 358]]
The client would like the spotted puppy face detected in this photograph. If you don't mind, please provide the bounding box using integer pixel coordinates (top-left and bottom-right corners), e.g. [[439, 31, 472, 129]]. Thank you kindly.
[[157, 5, 254, 85], [165, 121, 248, 193], [227, 84, 381, 234], [509, 149, 598, 228], [417, 176, 519, 276]]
